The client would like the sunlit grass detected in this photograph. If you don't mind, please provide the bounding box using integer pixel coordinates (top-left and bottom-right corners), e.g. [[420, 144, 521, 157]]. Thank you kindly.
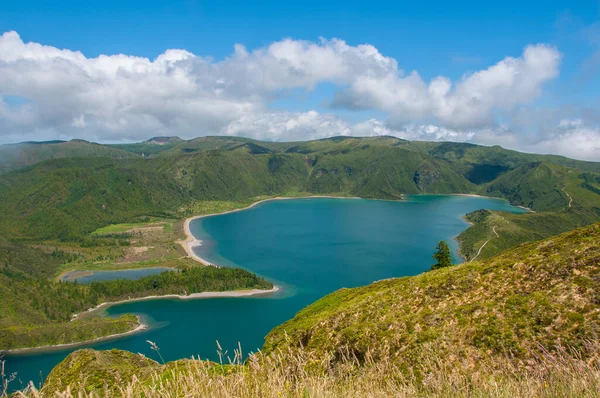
[[10, 341, 600, 398]]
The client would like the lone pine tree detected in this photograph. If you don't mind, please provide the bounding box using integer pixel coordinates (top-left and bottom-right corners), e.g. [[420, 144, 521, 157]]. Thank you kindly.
[[431, 240, 452, 270]]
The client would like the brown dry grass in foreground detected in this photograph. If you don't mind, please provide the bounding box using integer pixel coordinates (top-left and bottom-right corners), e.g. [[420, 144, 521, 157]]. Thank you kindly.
[[8, 341, 600, 398]]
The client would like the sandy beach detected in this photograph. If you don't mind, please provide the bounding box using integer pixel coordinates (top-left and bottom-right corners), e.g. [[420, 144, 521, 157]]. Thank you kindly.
[[180, 193, 532, 267], [179, 195, 360, 266], [72, 285, 281, 320]]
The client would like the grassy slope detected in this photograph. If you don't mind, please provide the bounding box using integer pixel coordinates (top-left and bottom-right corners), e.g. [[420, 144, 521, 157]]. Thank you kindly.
[[263, 223, 600, 368], [37, 223, 600, 397], [109, 137, 183, 156], [2, 136, 600, 352], [0, 140, 138, 174], [458, 162, 600, 260], [0, 157, 192, 241]]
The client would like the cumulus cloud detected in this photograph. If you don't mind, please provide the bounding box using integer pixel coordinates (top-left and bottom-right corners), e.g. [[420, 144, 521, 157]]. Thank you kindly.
[[0, 31, 562, 140], [334, 44, 561, 129], [526, 119, 600, 161], [1, 30, 594, 160]]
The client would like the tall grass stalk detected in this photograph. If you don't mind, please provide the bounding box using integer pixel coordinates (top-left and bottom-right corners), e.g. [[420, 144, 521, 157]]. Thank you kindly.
[[11, 341, 600, 398]]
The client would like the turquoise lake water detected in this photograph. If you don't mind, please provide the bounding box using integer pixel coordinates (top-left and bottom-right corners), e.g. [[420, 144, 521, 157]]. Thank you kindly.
[[4, 196, 527, 391], [61, 267, 175, 284]]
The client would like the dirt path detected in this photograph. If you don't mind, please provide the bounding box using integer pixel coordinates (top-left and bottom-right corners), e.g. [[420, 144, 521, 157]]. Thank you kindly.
[[562, 186, 573, 208], [470, 226, 498, 263]]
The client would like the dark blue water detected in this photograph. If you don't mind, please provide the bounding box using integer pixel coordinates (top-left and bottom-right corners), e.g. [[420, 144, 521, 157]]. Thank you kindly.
[[4, 196, 526, 391], [61, 267, 175, 284]]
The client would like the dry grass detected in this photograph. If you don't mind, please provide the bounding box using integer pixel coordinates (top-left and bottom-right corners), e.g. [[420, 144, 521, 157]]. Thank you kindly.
[[8, 341, 600, 398]]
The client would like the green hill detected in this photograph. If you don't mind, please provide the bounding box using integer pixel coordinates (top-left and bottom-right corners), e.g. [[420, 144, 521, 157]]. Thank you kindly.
[[0, 140, 138, 174], [37, 223, 600, 397], [0, 157, 191, 241], [1, 136, 600, 263], [264, 223, 600, 364], [109, 137, 183, 156]]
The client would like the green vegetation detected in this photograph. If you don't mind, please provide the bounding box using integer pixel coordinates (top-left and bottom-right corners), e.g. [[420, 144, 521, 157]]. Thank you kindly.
[[0, 266, 272, 350], [109, 136, 183, 156], [2, 316, 140, 353], [90, 219, 165, 235], [25, 223, 600, 397], [431, 240, 452, 270], [1, 135, 600, 355], [0, 140, 137, 174], [2, 136, 599, 259], [263, 222, 600, 370]]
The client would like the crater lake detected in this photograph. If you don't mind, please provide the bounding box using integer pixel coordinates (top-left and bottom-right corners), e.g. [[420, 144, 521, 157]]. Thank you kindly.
[[5, 196, 528, 390]]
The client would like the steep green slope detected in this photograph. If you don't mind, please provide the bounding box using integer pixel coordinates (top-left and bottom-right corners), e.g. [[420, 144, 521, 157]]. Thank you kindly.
[[456, 162, 600, 260], [483, 162, 571, 211], [457, 207, 599, 260], [37, 223, 600, 397], [264, 223, 600, 369], [304, 145, 473, 197], [409, 141, 600, 177], [0, 158, 191, 240], [2, 136, 600, 261], [152, 151, 310, 199], [0, 140, 138, 173]]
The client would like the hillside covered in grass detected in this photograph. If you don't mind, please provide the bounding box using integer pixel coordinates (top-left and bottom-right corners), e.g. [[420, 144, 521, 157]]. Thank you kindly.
[[264, 223, 600, 366], [32, 223, 600, 397], [0, 140, 138, 174], [1, 136, 600, 262], [1, 135, 600, 353]]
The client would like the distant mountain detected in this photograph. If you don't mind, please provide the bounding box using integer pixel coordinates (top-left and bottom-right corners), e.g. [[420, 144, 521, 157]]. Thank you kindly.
[[144, 136, 183, 145], [109, 136, 184, 156], [0, 140, 138, 174], [1, 135, 599, 260]]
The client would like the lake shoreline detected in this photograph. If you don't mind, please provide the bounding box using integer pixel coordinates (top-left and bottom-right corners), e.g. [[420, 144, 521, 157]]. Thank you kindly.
[[180, 193, 531, 268], [3, 286, 280, 356], [450, 193, 534, 212], [180, 195, 362, 266], [71, 285, 281, 320]]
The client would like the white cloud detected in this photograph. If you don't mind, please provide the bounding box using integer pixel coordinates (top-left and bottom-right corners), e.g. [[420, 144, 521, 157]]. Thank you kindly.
[[334, 44, 561, 129], [224, 113, 476, 146], [224, 110, 351, 141], [529, 119, 600, 161], [1, 30, 594, 161]]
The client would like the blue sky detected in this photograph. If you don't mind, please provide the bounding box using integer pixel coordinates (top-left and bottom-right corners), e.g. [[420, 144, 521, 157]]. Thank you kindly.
[[1, 0, 600, 159]]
